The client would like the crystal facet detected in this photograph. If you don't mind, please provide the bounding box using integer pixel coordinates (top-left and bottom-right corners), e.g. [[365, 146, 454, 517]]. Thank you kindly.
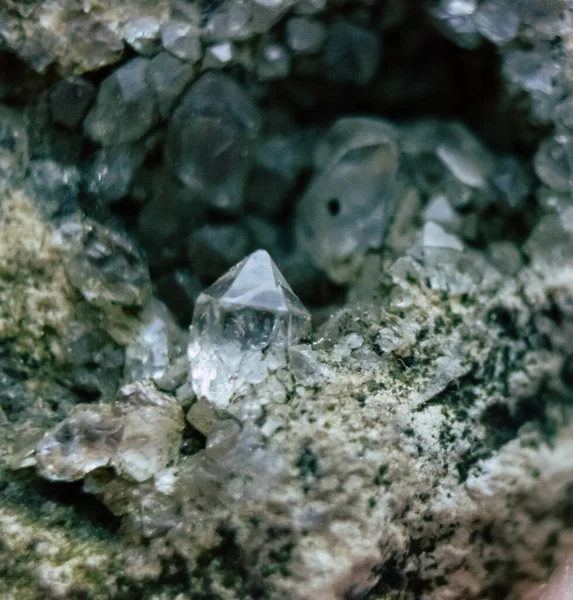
[[188, 250, 311, 408]]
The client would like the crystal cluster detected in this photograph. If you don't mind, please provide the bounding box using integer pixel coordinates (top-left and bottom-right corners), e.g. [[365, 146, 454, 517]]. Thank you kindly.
[[188, 250, 311, 408], [3, 0, 573, 598]]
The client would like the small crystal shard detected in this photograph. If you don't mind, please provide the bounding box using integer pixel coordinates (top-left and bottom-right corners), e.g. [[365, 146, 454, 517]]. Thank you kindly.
[[257, 44, 291, 80], [160, 21, 202, 63], [534, 134, 573, 193], [202, 42, 236, 70], [124, 300, 182, 384], [188, 250, 311, 408], [473, 0, 520, 45], [36, 405, 124, 481], [36, 384, 184, 483], [66, 220, 152, 309], [123, 18, 161, 56], [86, 144, 147, 203]]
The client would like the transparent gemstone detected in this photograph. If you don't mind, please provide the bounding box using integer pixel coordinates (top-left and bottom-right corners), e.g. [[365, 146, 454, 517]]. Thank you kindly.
[[473, 0, 520, 45], [188, 250, 311, 408], [534, 134, 573, 193], [124, 300, 180, 384], [435, 122, 493, 188], [202, 42, 236, 69]]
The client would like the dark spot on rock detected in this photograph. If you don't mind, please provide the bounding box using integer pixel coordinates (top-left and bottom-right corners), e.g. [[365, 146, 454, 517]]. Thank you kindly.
[[327, 197, 341, 215], [373, 464, 390, 486], [296, 446, 319, 478], [487, 306, 519, 339], [561, 354, 573, 390]]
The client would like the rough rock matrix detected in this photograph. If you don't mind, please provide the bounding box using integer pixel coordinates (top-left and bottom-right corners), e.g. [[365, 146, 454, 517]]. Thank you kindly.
[[1, 1, 573, 599]]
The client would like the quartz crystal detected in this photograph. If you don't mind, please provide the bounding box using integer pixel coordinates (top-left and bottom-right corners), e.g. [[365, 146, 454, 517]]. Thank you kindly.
[[257, 43, 291, 80], [533, 134, 573, 193], [295, 117, 399, 283], [165, 72, 261, 213], [286, 17, 326, 54], [188, 250, 311, 408], [66, 220, 152, 309], [473, 0, 520, 45], [123, 18, 161, 56], [148, 52, 196, 119], [202, 42, 236, 70], [83, 58, 158, 146], [160, 22, 202, 63], [86, 144, 147, 203], [124, 300, 181, 384], [49, 76, 96, 129], [323, 21, 381, 85]]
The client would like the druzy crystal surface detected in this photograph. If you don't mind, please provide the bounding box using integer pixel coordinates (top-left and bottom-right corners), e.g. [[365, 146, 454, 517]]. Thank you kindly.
[[188, 250, 311, 408]]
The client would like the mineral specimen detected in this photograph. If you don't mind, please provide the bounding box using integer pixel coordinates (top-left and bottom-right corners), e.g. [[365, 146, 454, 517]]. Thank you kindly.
[[188, 249, 311, 408], [2, 0, 573, 598]]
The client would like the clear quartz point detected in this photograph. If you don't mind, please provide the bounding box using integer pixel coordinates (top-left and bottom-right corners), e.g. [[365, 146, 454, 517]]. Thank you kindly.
[[188, 250, 311, 408]]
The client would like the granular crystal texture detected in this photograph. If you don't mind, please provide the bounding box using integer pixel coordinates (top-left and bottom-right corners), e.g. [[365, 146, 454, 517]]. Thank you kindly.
[[188, 250, 311, 408]]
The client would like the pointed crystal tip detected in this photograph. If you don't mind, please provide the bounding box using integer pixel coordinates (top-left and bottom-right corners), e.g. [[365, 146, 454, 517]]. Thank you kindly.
[[187, 250, 311, 408]]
